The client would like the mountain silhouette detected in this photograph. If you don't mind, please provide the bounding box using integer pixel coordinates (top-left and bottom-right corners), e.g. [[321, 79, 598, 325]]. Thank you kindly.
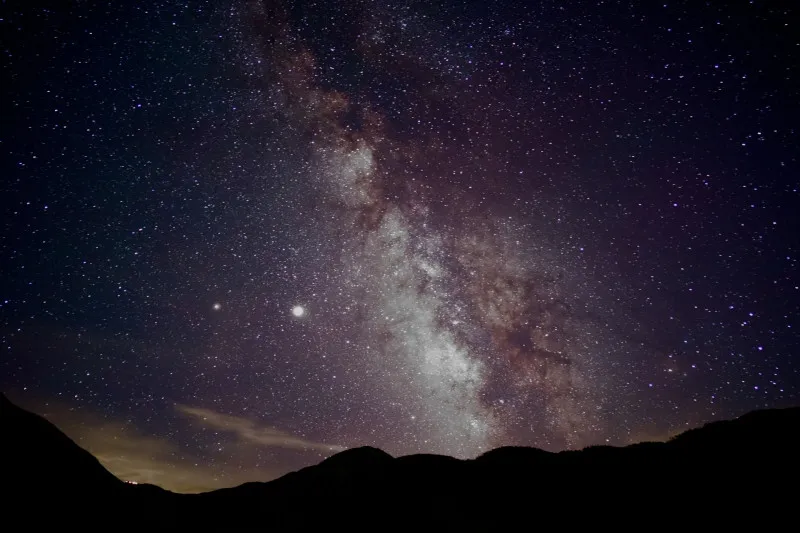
[[2, 393, 798, 528], [1, 393, 124, 494]]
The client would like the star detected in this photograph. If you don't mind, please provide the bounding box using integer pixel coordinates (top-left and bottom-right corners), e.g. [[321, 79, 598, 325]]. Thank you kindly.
[[212, 303, 222, 311], [292, 305, 305, 317]]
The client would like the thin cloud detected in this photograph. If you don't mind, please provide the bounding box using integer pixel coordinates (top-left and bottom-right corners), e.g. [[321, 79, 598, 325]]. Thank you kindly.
[[176, 405, 346, 453]]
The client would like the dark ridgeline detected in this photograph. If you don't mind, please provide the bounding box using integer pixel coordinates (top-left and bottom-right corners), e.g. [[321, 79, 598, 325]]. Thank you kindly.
[[1, 393, 126, 495], [2, 393, 798, 529]]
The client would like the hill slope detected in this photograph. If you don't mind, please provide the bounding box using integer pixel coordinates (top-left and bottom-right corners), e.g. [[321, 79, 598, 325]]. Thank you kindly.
[[2, 393, 798, 528], [1, 393, 124, 495]]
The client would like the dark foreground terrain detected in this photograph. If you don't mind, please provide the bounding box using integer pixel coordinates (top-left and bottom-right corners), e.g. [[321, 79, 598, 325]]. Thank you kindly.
[[2, 393, 798, 529]]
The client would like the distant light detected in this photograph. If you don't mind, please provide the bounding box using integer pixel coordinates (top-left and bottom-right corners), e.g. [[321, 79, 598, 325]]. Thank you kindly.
[[212, 303, 222, 311], [292, 305, 305, 317]]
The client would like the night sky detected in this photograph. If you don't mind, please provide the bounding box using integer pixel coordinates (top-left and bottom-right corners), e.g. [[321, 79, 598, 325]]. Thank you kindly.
[[2, 1, 798, 492]]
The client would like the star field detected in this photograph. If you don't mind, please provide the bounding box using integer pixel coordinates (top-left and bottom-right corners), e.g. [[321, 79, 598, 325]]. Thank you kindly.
[[1, 1, 798, 491]]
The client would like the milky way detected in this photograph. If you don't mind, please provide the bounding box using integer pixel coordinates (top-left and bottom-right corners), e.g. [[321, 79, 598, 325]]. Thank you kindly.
[[237, 3, 615, 454], [2, 0, 797, 491]]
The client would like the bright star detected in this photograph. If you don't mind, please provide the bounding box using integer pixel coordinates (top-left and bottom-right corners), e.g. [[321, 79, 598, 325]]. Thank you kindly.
[[212, 303, 222, 311], [292, 305, 305, 317]]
